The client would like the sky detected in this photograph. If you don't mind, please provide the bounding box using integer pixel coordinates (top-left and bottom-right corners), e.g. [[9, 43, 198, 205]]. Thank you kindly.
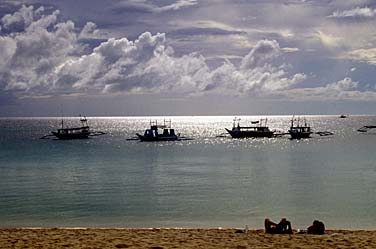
[[1, 0, 376, 116]]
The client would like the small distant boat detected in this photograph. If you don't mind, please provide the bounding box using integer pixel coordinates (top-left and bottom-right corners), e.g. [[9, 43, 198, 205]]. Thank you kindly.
[[289, 116, 312, 139], [135, 120, 181, 142], [225, 117, 274, 138], [41, 116, 105, 140], [339, 115, 348, 118], [357, 125, 376, 132]]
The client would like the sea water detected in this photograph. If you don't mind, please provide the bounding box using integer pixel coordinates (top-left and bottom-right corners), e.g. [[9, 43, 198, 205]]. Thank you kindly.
[[0, 115, 376, 229]]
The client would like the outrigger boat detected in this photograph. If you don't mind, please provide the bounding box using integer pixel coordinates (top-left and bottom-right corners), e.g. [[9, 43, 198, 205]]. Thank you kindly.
[[357, 125, 376, 133], [41, 116, 105, 140], [288, 116, 312, 139], [225, 117, 274, 138], [135, 120, 181, 142]]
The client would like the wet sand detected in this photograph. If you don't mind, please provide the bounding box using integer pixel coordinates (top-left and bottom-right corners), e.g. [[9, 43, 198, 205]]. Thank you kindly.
[[0, 228, 375, 248]]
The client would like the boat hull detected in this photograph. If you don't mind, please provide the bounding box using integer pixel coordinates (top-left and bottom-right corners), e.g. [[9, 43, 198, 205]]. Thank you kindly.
[[226, 129, 274, 138], [51, 131, 90, 140], [288, 131, 312, 139], [136, 133, 179, 142]]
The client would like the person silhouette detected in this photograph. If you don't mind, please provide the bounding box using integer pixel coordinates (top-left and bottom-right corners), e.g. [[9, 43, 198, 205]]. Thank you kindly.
[[307, 220, 325, 235], [264, 218, 293, 234]]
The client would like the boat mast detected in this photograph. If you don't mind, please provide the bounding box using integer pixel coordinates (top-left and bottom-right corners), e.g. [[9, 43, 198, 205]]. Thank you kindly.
[[233, 117, 240, 128], [61, 109, 64, 129], [262, 118, 268, 126], [291, 115, 294, 128], [80, 114, 88, 127]]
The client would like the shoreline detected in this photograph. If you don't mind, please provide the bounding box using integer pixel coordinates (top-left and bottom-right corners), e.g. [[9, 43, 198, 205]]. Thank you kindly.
[[2, 226, 376, 230], [1, 228, 375, 248]]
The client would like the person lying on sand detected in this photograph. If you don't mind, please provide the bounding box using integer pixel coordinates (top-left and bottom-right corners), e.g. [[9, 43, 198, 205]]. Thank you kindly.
[[307, 220, 325, 235], [264, 218, 293, 234]]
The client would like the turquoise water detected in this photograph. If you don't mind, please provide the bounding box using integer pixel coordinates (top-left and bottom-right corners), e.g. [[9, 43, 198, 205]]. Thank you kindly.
[[0, 115, 376, 229]]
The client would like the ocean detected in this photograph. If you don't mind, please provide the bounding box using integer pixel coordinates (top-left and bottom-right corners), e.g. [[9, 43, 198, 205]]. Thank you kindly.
[[0, 115, 376, 229]]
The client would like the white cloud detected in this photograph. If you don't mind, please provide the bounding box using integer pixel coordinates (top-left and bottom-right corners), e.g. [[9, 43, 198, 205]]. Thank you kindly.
[[57, 37, 305, 97], [240, 40, 280, 69], [345, 48, 376, 64], [329, 7, 376, 18], [0, 36, 16, 72], [185, 20, 243, 33], [277, 77, 368, 100], [119, 0, 197, 13], [158, 0, 197, 12], [327, 77, 358, 91], [0, 5, 308, 99], [78, 22, 99, 39], [281, 47, 300, 53], [0, 6, 80, 94], [315, 30, 342, 48], [1, 5, 35, 30]]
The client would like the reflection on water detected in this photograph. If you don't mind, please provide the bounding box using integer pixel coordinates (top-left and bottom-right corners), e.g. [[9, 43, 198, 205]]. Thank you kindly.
[[0, 115, 376, 229]]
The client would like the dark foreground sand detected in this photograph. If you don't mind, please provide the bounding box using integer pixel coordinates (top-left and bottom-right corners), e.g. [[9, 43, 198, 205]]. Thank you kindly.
[[1, 228, 376, 248]]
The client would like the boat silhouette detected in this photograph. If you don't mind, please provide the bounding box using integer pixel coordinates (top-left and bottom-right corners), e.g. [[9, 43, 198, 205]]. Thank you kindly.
[[135, 120, 181, 142], [41, 116, 105, 140], [225, 117, 274, 138], [288, 116, 312, 139]]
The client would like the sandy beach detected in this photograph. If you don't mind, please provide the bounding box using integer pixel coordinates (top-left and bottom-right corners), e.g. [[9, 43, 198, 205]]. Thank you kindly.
[[0, 228, 375, 248]]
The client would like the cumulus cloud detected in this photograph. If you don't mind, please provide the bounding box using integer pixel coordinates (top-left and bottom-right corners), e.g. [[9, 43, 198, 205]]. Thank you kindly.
[[79, 22, 99, 39], [277, 77, 368, 100], [6, 4, 376, 102], [329, 7, 376, 19], [60, 35, 303, 96], [1, 5, 36, 30], [0, 36, 16, 71], [240, 40, 280, 69], [327, 77, 358, 91], [0, 6, 80, 94], [198, 40, 305, 95], [0, 5, 309, 100]]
